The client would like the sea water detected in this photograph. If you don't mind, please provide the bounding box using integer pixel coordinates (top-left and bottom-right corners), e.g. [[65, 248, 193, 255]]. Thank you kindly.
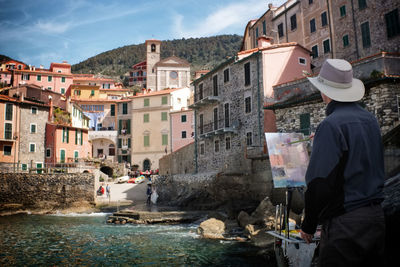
[[0, 213, 275, 266]]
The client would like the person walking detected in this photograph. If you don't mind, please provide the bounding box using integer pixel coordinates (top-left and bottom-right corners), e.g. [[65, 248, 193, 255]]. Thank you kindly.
[[146, 183, 152, 205], [300, 59, 385, 266], [106, 184, 111, 200]]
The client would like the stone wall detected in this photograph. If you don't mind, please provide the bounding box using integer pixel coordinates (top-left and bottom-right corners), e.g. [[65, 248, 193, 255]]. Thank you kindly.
[[0, 173, 95, 214], [159, 143, 195, 175]]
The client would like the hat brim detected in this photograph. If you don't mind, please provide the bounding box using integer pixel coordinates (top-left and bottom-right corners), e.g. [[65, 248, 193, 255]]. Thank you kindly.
[[307, 76, 365, 102]]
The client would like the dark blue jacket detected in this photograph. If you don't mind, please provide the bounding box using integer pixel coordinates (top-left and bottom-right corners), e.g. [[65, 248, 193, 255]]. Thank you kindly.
[[301, 101, 385, 234]]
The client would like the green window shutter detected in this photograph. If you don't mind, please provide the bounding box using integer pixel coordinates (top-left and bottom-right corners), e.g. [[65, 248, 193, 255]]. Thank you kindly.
[[75, 130, 78, 144], [300, 113, 311, 136], [48, 76, 52, 82], [111, 104, 115, 116], [361, 22, 371, 47], [123, 103, 128, 114], [118, 120, 122, 134], [127, 119, 131, 134], [62, 127, 65, 143], [127, 155, 131, 164], [128, 138, 131, 148], [60, 150, 65, 163], [80, 130, 83, 145], [161, 96, 167, 105], [91, 90, 94, 96], [66, 128, 69, 143], [118, 155, 122, 163], [22, 164, 27, 171], [118, 138, 122, 148], [37, 75, 41, 81], [161, 112, 167, 121], [62, 77, 65, 83], [144, 136, 149, 147], [144, 98, 149, 107], [162, 134, 168, 145], [144, 114, 149, 123], [5, 104, 13, 120]]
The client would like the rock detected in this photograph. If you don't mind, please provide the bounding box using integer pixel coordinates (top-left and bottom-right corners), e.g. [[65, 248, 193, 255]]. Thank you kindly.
[[244, 224, 263, 237], [250, 197, 275, 225], [197, 218, 225, 239], [106, 219, 113, 224], [115, 220, 120, 224], [249, 228, 275, 248], [237, 211, 256, 228], [121, 220, 126, 225]]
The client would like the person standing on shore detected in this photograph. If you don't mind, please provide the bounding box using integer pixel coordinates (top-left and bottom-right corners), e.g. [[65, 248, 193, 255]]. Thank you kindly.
[[300, 59, 385, 266], [106, 184, 111, 200], [146, 183, 152, 205]]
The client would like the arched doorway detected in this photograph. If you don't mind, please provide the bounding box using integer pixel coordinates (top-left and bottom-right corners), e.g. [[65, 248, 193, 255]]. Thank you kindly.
[[143, 159, 151, 171], [100, 166, 113, 177]]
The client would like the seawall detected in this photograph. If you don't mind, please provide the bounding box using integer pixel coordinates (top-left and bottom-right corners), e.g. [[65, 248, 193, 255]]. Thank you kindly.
[[0, 173, 95, 215]]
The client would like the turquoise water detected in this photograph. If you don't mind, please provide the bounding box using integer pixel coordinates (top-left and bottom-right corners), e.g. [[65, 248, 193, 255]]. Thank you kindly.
[[0, 214, 275, 266]]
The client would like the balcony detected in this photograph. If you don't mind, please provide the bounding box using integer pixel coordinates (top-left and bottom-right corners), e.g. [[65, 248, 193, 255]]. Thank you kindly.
[[190, 88, 221, 108], [89, 130, 118, 142], [198, 118, 237, 138]]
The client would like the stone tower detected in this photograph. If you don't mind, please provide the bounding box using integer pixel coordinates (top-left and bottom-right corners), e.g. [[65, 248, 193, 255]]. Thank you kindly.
[[145, 39, 161, 91]]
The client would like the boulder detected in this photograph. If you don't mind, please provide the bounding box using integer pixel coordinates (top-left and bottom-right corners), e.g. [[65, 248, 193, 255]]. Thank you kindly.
[[197, 218, 225, 239], [237, 211, 256, 228], [244, 224, 275, 248], [250, 197, 276, 225]]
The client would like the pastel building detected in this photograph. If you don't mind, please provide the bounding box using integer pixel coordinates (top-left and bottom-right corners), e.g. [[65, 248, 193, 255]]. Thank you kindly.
[[12, 62, 73, 94], [170, 109, 194, 152], [0, 95, 19, 170], [128, 61, 147, 87]]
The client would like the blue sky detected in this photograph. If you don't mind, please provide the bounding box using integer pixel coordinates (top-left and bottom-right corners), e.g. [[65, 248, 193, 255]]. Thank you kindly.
[[0, 0, 284, 67]]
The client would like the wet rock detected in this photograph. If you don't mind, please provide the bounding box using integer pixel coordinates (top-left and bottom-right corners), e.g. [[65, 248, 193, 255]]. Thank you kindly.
[[238, 211, 256, 228], [197, 218, 225, 239]]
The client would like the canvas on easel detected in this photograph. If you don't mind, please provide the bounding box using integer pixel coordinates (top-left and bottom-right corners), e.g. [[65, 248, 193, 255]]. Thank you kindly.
[[265, 132, 309, 188]]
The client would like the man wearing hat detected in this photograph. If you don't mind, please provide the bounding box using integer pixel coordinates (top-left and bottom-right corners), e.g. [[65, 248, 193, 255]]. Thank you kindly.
[[300, 59, 385, 266]]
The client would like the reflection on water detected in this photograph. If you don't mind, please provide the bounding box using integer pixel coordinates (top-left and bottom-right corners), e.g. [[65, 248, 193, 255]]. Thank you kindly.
[[0, 214, 274, 266]]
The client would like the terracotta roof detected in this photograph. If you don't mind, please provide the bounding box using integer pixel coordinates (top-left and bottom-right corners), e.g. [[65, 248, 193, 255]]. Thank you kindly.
[[131, 61, 146, 68], [13, 69, 73, 76], [73, 77, 115, 82], [238, 42, 311, 56], [130, 88, 182, 98], [50, 62, 71, 68], [154, 56, 190, 68], [0, 94, 50, 108]]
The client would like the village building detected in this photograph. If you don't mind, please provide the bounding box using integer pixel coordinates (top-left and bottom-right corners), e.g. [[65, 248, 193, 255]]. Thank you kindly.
[[241, 0, 400, 71], [116, 100, 132, 164], [128, 40, 191, 92], [191, 38, 311, 174], [12, 62, 73, 94], [0, 59, 27, 72], [170, 109, 194, 152], [0, 70, 12, 86]]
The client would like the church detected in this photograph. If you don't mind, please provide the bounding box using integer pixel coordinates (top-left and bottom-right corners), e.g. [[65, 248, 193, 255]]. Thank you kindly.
[[128, 40, 191, 91]]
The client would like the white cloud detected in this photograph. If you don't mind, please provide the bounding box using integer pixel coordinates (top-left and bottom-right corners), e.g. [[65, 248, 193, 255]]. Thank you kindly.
[[173, 0, 270, 38], [35, 20, 72, 34]]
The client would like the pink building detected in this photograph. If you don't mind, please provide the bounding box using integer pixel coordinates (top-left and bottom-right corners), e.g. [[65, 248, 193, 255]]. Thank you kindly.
[[12, 62, 73, 95], [0, 95, 19, 165], [0, 70, 12, 86], [170, 109, 194, 152]]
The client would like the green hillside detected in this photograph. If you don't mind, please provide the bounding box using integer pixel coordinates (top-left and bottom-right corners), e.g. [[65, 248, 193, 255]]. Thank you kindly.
[[71, 34, 243, 81]]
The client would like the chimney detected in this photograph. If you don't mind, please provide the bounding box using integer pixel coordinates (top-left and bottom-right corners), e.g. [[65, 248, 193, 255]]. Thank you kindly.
[[40, 65, 44, 69], [48, 95, 53, 122], [258, 36, 274, 48]]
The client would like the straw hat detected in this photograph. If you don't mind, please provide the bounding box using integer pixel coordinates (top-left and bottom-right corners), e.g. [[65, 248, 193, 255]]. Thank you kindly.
[[307, 59, 365, 102]]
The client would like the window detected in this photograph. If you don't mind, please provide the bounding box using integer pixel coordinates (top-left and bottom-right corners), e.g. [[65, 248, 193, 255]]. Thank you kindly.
[[255, 27, 259, 39], [200, 143, 205, 155], [214, 140, 220, 153], [244, 62, 251, 86], [225, 137, 231, 150], [199, 114, 204, 134], [198, 83, 204, 100], [245, 96, 251, 113], [5, 103, 13, 120], [278, 23, 284, 37], [311, 45, 319, 58], [46, 148, 51, 158], [62, 127, 69, 143], [310, 18, 316, 33], [4, 123, 12, 139], [37, 75, 41, 81], [181, 115, 187, 122], [343, 35, 349, 47], [75, 130, 83, 145], [170, 71, 178, 79], [385, 9, 400, 38], [74, 90, 81, 95], [90, 90, 95, 96], [151, 44, 156, 52], [144, 98, 150, 107], [109, 144, 115, 156], [358, 0, 367, 10], [48, 87, 52, 90], [309, 0, 313, 4], [213, 108, 218, 130], [22, 74, 30, 80], [102, 83, 110, 89], [246, 132, 253, 146], [111, 104, 115, 116], [144, 135, 150, 147], [3, 145, 11, 156], [321, 12, 328, 27], [300, 113, 311, 135], [213, 75, 218, 96], [162, 134, 168, 145], [144, 113, 149, 123], [29, 143, 36, 152], [61, 88, 65, 94], [223, 69, 229, 83], [361, 21, 371, 48], [290, 14, 297, 30], [299, 58, 306, 65], [224, 103, 230, 127], [122, 103, 128, 114], [323, 39, 331, 53], [30, 124, 36, 133], [340, 5, 346, 17], [21, 164, 27, 170], [262, 20, 266, 35], [182, 131, 187, 139], [61, 77, 65, 83], [161, 112, 168, 121], [48, 76, 52, 82], [161, 96, 168, 105]]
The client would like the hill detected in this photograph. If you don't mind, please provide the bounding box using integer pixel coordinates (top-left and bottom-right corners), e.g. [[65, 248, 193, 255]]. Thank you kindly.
[[71, 34, 243, 81]]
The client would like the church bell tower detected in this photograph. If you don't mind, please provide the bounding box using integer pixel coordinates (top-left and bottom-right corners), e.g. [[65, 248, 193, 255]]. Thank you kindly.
[[145, 40, 161, 91]]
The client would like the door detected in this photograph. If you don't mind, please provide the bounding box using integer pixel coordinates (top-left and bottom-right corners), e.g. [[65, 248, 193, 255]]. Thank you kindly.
[[36, 163, 43, 174], [60, 150, 65, 163], [143, 159, 151, 171], [74, 151, 79, 162]]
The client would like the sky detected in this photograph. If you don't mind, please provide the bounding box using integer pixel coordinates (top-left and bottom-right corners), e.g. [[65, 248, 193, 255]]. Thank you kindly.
[[0, 0, 285, 68]]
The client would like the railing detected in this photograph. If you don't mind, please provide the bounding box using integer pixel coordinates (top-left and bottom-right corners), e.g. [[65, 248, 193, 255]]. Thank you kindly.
[[198, 118, 235, 137], [0, 159, 98, 174], [194, 87, 220, 103]]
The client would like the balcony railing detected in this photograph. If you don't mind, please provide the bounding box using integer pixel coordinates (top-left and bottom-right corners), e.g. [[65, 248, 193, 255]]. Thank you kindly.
[[190, 87, 220, 108], [198, 118, 236, 137]]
